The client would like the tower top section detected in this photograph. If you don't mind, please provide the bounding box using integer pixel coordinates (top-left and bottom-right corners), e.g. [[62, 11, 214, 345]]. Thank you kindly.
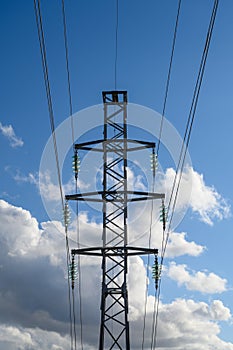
[[102, 90, 127, 103]]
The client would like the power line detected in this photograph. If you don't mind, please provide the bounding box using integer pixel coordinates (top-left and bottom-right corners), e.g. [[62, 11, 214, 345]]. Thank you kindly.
[[157, 0, 182, 156], [150, 246, 162, 350], [33, 1, 74, 349], [76, 199, 84, 350], [61, 1, 85, 348], [163, 0, 219, 259], [147, 2, 182, 347], [157, 0, 182, 291], [71, 286, 77, 350], [141, 170, 156, 350], [61, 2, 81, 349], [34, 0, 64, 209], [152, 1, 219, 348], [61, 0, 75, 147], [142, 0, 182, 337]]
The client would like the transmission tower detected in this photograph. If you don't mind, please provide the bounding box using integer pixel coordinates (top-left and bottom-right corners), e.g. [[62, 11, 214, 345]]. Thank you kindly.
[[66, 91, 165, 350]]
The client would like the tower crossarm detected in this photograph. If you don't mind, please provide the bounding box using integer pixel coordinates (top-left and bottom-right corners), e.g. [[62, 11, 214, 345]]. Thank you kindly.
[[74, 139, 156, 152], [65, 191, 164, 203], [71, 246, 158, 257]]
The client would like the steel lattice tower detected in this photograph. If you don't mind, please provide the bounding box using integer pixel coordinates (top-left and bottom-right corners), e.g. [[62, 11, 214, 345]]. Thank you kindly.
[[66, 91, 164, 350]]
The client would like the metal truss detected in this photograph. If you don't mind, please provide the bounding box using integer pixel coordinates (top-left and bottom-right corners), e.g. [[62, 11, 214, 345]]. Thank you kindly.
[[66, 91, 164, 350]]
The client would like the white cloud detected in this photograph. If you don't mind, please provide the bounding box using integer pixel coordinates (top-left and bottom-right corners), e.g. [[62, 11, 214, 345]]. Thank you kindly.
[[127, 166, 147, 191], [10, 169, 89, 203], [0, 199, 232, 349], [38, 171, 67, 202], [0, 122, 23, 148], [210, 300, 232, 321], [125, 165, 229, 262], [0, 199, 69, 266], [0, 199, 41, 256], [38, 170, 89, 202], [13, 171, 36, 184], [0, 199, 102, 264], [157, 166, 231, 226], [128, 256, 148, 320], [0, 325, 70, 350], [10, 163, 231, 231], [128, 289, 233, 349], [167, 262, 228, 293], [0, 325, 33, 345], [128, 202, 205, 259], [0, 299, 232, 350], [150, 298, 233, 350], [165, 231, 205, 258], [13, 170, 71, 202]]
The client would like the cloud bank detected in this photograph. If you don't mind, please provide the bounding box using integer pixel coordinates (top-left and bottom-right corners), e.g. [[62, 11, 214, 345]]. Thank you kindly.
[[0, 199, 232, 349]]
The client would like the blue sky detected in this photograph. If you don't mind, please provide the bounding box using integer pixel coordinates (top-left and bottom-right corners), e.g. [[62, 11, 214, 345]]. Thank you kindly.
[[1, 1, 233, 349]]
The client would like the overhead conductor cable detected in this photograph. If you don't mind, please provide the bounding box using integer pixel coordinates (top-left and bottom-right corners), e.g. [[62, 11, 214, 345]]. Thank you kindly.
[[33, 1, 74, 349], [152, 1, 219, 349]]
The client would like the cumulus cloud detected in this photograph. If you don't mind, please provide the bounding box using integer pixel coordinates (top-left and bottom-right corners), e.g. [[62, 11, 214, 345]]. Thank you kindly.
[[38, 171, 75, 202], [0, 122, 23, 148], [165, 231, 205, 258], [0, 325, 70, 350], [127, 166, 147, 191], [0, 199, 40, 256], [10, 170, 89, 203], [0, 199, 100, 264], [128, 287, 233, 349], [127, 202, 205, 259], [0, 199, 232, 349], [157, 166, 230, 226], [40, 171, 89, 202], [167, 262, 228, 293], [0, 199, 101, 345], [9, 163, 231, 229], [150, 298, 233, 350]]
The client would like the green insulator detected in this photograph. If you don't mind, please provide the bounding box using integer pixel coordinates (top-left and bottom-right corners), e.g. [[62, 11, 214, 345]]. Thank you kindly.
[[69, 255, 78, 289], [160, 201, 168, 231], [72, 152, 81, 177], [63, 201, 71, 228], [150, 151, 158, 176], [152, 255, 161, 290]]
